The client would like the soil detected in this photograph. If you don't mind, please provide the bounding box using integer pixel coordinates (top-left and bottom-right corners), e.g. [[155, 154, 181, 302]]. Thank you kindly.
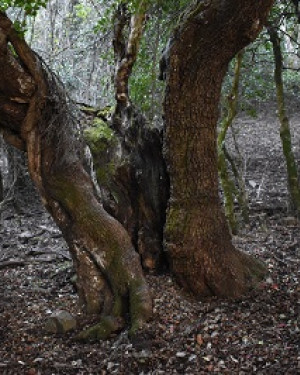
[[0, 107, 299, 374]]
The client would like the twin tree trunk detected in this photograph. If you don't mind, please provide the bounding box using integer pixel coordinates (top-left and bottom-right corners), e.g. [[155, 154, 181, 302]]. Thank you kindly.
[[0, 0, 274, 339]]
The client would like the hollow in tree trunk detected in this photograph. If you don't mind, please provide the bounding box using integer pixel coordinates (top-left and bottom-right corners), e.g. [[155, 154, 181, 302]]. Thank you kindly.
[[163, 0, 274, 298]]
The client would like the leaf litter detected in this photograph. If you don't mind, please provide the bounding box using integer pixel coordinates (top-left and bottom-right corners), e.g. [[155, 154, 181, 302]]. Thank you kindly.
[[0, 109, 299, 374]]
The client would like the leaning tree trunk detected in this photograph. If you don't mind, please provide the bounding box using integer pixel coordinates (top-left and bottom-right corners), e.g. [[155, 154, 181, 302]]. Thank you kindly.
[[163, 0, 274, 298], [0, 12, 152, 339]]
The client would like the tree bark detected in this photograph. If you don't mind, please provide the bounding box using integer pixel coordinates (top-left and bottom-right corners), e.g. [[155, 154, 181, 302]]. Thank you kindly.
[[268, 25, 300, 215], [0, 12, 152, 339], [96, 2, 168, 271], [0, 167, 3, 202], [163, 0, 274, 298], [218, 50, 244, 234], [83, 106, 169, 271]]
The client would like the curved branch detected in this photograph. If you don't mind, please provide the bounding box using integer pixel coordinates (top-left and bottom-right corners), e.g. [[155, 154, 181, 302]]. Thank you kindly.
[[113, 2, 148, 107]]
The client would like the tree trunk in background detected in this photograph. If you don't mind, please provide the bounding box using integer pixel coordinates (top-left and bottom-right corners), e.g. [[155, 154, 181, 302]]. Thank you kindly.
[[218, 50, 244, 234], [0, 12, 151, 339], [163, 0, 274, 298], [0, 168, 3, 202], [268, 25, 300, 215]]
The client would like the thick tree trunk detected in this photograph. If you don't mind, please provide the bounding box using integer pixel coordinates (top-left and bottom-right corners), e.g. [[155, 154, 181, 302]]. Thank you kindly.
[[83, 106, 169, 271], [0, 12, 151, 339], [163, 0, 274, 298], [87, 2, 168, 272]]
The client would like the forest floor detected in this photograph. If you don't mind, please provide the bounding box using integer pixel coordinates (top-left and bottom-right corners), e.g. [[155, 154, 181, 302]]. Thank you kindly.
[[0, 106, 299, 374]]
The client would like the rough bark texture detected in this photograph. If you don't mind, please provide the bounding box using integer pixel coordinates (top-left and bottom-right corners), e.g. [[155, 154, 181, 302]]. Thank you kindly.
[[268, 25, 300, 215], [163, 0, 274, 298], [89, 2, 168, 271], [0, 12, 152, 339], [83, 106, 169, 271]]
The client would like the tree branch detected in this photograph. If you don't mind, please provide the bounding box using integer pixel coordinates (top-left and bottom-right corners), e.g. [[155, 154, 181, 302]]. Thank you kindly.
[[113, 2, 148, 107]]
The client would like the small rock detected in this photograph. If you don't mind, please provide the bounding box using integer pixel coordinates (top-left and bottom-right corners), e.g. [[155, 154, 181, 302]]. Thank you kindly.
[[266, 277, 273, 284], [19, 231, 33, 239], [249, 180, 257, 188], [44, 310, 77, 334], [107, 362, 114, 370], [211, 331, 218, 338], [33, 358, 44, 363], [176, 352, 187, 358]]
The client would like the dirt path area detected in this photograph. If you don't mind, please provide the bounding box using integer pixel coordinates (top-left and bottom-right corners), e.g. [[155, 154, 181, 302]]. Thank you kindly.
[[0, 109, 299, 374]]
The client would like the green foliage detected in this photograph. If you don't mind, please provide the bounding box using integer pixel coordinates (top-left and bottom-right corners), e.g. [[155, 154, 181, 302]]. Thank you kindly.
[[1, 0, 48, 35], [129, 2, 188, 115], [0, 0, 48, 15], [90, 0, 191, 114], [74, 4, 91, 20], [93, 5, 116, 34], [220, 0, 300, 114]]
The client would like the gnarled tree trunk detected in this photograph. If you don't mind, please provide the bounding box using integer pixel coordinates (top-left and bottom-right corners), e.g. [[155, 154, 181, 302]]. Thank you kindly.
[[163, 0, 274, 298], [92, 2, 168, 271], [0, 12, 151, 339], [83, 106, 169, 271]]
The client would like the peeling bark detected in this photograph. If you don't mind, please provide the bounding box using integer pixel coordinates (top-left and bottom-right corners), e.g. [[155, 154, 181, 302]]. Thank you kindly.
[[0, 12, 152, 339], [163, 0, 274, 298]]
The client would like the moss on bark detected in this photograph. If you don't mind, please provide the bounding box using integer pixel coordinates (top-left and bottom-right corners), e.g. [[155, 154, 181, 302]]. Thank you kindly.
[[269, 25, 300, 215]]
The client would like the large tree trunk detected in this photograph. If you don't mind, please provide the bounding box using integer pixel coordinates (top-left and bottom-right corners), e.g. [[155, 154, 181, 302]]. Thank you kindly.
[[85, 2, 168, 272], [83, 106, 169, 271], [0, 12, 151, 339], [163, 0, 274, 298]]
